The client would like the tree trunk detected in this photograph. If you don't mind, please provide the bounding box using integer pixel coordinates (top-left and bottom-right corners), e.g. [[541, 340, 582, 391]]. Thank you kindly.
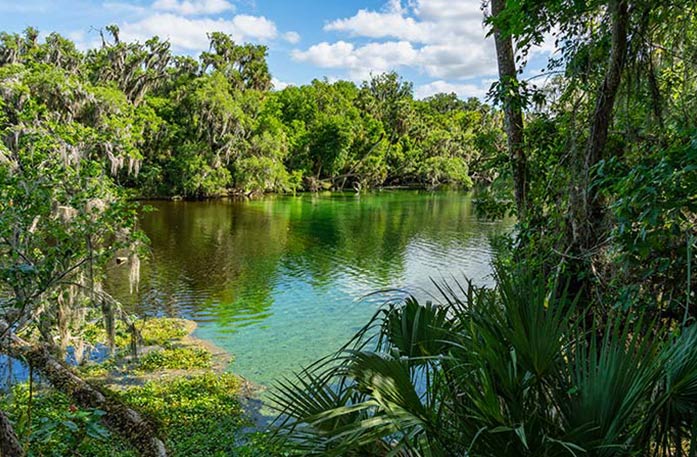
[[0, 409, 24, 457], [567, 0, 629, 304], [491, 0, 528, 218], [0, 323, 167, 457], [569, 0, 629, 253]]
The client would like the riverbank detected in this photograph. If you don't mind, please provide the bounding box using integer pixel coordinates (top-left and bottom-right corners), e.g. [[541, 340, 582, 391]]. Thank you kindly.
[[126, 183, 467, 202], [0, 318, 278, 456]]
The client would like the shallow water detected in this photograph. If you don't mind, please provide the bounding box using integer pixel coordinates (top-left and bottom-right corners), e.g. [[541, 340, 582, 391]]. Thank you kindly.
[[105, 191, 511, 387]]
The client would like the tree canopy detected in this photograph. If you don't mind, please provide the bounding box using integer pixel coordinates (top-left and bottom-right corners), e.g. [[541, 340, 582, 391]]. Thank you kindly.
[[0, 27, 502, 200]]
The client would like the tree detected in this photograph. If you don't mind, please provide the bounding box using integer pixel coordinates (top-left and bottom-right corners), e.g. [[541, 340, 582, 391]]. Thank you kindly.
[[489, 0, 528, 217], [87, 26, 171, 106], [0, 408, 24, 457], [201, 32, 272, 91], [484, 0, 696, 314]]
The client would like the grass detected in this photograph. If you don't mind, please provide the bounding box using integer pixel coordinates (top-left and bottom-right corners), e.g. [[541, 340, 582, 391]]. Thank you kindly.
[[77, 358, 117, 378], [138, 318, 191, 346], [121, 373, 255, 456]]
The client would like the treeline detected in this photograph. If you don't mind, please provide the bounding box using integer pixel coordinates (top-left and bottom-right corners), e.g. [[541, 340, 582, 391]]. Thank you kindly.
[[0, 27, 504, 198]]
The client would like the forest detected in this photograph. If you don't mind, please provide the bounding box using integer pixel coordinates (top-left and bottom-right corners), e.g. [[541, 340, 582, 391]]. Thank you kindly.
[[1, 0, 697, 455], [0, 26, 502, 199]]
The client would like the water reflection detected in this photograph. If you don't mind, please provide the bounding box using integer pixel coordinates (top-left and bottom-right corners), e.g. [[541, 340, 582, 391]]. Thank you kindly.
[[105, 191, 511, 386]]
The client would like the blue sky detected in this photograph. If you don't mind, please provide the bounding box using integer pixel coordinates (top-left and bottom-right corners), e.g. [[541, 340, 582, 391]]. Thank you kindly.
[[0, 0, 553, 99]]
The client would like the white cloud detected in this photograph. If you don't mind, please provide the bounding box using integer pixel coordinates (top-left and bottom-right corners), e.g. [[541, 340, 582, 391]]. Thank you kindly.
[[385, 0, 406, 15], [283, 31, 301, 44], [231, 14, 278, 40], [120, 13, 279, 50], [324, 10, 427, 42], [412, 0, 484, 21], [297, 0, 500, 84], [324, 1, 488, 44], [292, 40, 421, 81], [418, 42, 495, 79], [152, 0, 234, 16], [292, 38, 495, 81], [271, 78, 292, 90]]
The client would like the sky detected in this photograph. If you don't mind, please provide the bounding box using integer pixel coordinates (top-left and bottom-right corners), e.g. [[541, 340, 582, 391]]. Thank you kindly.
[[0, 0, 553, 99]]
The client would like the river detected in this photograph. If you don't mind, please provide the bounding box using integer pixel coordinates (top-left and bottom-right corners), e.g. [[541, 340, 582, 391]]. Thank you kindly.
[[104, 191, 511, 387]]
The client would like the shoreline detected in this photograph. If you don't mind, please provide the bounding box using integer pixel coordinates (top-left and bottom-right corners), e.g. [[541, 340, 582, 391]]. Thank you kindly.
[[127, 184, 471, 202], [185, 320, 272, 428]]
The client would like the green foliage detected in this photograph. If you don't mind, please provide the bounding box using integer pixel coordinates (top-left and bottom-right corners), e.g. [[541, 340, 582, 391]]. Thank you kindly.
[[1, 29, 499, 199], [597, 139, 697, 313], [78, 358, 118, 378], [136, 347, 213, 372], [120, 373, 254, 456], [270, 269, 697, 455], [138, 318, 190, 345], [475, 0, 697, 323], [83, 317, 190, 350], [0, 372, 280, 457], [0, 384, 133, 457]]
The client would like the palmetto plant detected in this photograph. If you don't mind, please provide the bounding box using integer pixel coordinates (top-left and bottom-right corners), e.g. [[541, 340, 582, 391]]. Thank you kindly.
[[269, 267, 697, 456]]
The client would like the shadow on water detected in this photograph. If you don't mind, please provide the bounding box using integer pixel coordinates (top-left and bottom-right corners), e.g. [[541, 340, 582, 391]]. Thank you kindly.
[[104, 191, 512, 389]]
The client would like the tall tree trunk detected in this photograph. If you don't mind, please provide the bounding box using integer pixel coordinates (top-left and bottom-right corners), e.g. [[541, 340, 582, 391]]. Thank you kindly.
[[491, 0, 528, 218], [567, 0, 630, 304], [570, 0, 630, 253], [0, 409, 24, 457], [0, 322, 167, 457]]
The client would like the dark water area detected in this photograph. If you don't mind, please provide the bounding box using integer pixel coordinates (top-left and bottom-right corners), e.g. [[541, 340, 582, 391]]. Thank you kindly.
[[103, 191, 512, 387]]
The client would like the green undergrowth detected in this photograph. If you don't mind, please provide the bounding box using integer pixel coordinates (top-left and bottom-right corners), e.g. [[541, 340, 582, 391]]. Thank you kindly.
[[0, 384, 135, 457], [0, 318, 282, 455], [1, 374, 281, 456], [135, 347, 213, 372], [79, 346, 214, 376], [78, 358, 118, 378], [120, 373, 279, 456], [80, 317, 213, 376], [83, 317, 190, 350]]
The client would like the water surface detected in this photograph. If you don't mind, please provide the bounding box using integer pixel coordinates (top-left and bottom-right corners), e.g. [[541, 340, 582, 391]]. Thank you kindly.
[[106, 191, 510, 387]]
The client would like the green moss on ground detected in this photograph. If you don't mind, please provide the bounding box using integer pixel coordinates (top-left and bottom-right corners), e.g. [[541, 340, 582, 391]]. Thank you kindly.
[[122, 373, 248, 456], [1, 374, 281, 456]]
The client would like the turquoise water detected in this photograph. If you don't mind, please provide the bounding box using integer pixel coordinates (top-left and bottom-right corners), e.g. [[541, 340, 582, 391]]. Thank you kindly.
[[105, 191, 510, 387]]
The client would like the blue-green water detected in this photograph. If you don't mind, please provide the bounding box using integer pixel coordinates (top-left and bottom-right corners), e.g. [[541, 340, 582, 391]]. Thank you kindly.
[[106, 191, 510, 387]]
